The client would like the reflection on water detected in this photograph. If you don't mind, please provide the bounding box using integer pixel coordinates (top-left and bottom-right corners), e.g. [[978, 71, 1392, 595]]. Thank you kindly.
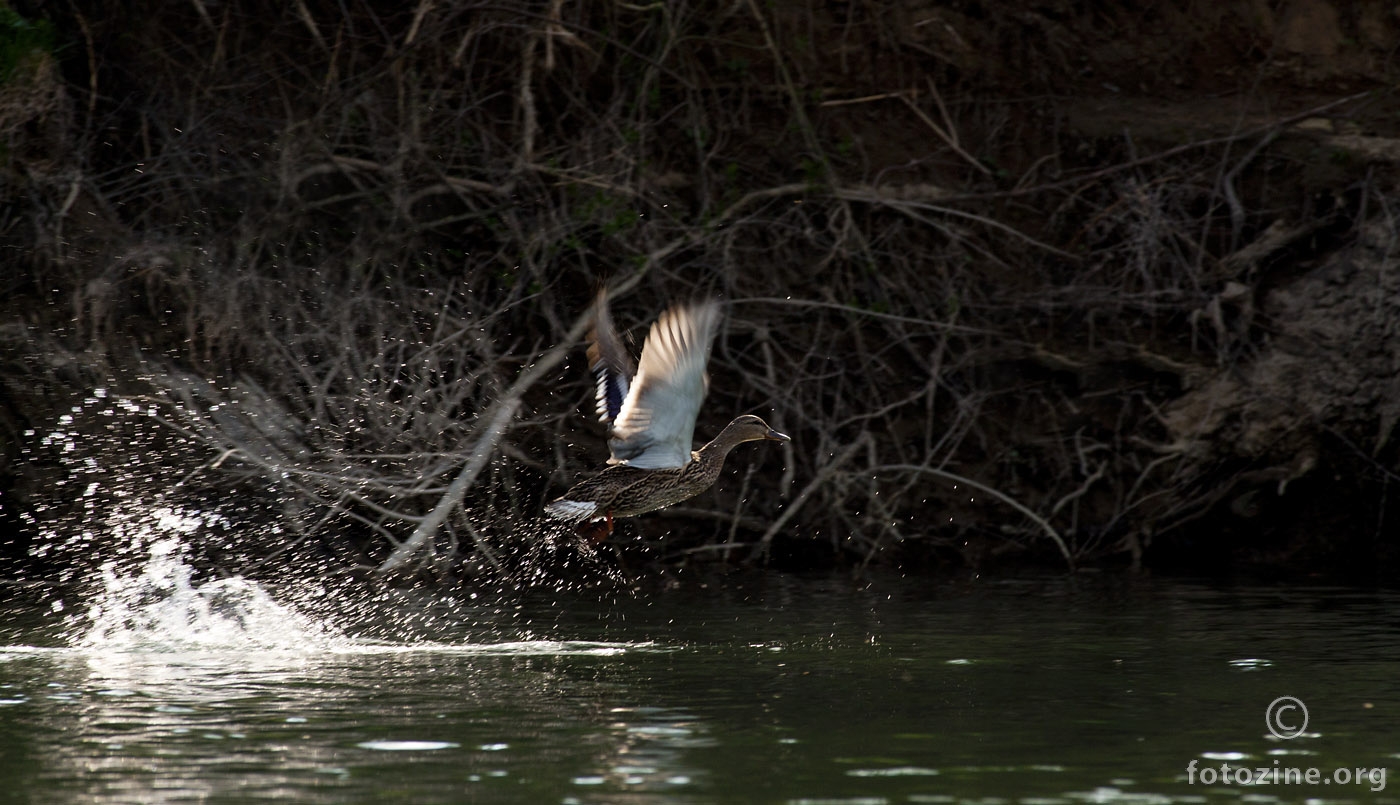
[[2, 569, 1400, 804]]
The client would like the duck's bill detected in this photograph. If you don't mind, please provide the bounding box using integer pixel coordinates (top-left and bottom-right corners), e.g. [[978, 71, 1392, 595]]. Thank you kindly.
[[766, 429, 792, 442]]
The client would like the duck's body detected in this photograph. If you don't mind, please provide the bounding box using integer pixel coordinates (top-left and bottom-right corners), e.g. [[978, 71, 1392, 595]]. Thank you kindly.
[[547, 415, 786, 521], [545, 292, 789, 540]]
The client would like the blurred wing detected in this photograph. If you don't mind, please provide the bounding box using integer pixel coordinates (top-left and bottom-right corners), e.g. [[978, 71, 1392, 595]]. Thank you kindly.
[[586, 290, 636, 425], [607, 300, 720, 469]]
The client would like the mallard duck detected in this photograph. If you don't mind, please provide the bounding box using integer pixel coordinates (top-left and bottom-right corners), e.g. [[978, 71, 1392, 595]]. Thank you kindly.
[[545, 291, 790, 541]]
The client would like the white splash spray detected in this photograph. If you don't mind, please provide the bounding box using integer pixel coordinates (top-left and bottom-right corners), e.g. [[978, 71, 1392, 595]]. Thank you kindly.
[[76, 507, 342, 652]]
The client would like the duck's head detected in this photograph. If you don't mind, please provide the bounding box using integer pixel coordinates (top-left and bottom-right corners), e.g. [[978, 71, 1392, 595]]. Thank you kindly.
[[727, 414, 791, 444]]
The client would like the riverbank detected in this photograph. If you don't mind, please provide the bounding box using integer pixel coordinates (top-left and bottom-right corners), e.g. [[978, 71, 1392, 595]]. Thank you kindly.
[[4, 1, 1399, 583]]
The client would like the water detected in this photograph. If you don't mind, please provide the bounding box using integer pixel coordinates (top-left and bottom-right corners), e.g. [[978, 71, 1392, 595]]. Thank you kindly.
[[2, 560, 1398, 804]]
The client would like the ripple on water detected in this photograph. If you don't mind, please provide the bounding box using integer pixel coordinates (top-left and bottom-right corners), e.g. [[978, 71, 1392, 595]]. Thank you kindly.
[[1227, 658, 1273, 670], [327, 639, 657, 657], [1200, 751, 1250, 761], [356, 740, 461, 751], [1064, 787, 1177, 803], [846, 766, 940, 777]]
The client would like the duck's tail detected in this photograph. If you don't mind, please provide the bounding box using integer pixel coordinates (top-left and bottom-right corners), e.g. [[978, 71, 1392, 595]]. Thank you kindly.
[[543, 498, 598, 522]]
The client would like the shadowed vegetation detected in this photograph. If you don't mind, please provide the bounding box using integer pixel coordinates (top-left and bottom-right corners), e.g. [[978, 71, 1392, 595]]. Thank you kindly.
[[4, 0, 1400, 585]]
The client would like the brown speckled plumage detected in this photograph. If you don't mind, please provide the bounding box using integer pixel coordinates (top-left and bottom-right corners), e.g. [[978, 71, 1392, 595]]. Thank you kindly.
[[544, 293, 789, 540]]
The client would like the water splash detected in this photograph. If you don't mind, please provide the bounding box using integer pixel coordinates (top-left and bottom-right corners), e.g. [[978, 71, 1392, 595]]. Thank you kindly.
[[26, 388, 344, 653], [62, 509, 653, 656], [24, 387, 647, 658], [76, 514, 343, 653]]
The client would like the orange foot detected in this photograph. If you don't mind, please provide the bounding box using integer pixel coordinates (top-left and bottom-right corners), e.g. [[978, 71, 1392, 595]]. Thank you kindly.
[[575, 510, 615, 544]]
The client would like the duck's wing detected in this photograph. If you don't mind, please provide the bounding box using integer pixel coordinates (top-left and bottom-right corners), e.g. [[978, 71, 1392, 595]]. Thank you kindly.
[[607, 300, 720, 469], [586, 289, 637, 425]]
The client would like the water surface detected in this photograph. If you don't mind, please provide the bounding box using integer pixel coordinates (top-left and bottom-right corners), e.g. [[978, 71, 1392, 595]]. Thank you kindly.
[[1, 571, 1398, 804]]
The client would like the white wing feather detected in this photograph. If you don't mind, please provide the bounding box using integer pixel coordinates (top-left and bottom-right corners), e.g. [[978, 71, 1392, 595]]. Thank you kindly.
[[607, 301, 720, 469]]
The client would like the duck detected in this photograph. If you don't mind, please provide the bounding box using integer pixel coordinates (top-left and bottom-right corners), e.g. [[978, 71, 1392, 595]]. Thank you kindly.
[[544, 291, 790, 542]]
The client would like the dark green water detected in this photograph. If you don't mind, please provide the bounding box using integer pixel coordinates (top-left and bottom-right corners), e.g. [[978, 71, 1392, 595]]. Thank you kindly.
[[2, 571, 1398, 804]]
